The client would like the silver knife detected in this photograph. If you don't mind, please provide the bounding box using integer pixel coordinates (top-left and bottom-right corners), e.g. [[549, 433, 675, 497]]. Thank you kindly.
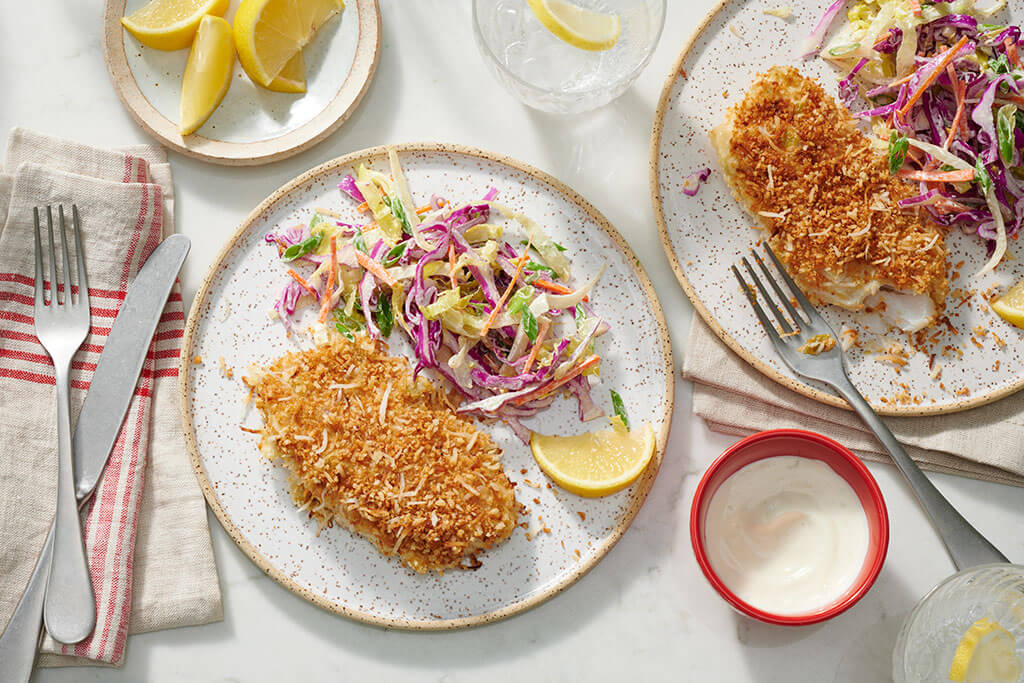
[[0, 234, 190, 682]]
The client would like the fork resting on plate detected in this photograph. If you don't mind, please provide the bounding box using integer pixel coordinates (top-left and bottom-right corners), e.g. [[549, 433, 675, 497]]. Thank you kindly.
[[733, 244, 1007, 571]]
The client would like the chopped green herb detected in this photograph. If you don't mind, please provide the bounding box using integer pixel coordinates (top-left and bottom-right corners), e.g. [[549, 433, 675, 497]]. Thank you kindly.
[[353, 226, 367, 253], [574, 303, 587, 330], [527, 261, 558, 277], [333, 309, 364, 342], [520, 239, 567, 253], [976, 158, 993, 194], [998, 104, 1017, 165], [389, 194, 412, 235], [610, 389, 630, 430], [990, 53, 1012, 75], [281, 233, 323, 262], [375, 294, 393, 338], [383, 241, 408, 266], [828, 43, 860, 57], [507, 285, 534, 315], [888, 132, 909, 174], [522, 307, 538, 342]]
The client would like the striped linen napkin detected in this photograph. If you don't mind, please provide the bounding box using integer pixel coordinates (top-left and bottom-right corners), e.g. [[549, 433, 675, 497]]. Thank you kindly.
[[0, 128, 221, 667]]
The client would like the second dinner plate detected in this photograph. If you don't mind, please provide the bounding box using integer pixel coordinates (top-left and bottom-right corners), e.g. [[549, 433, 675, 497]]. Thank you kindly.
[[181, 143, 674, 628], [651, 0, 1024, 415]]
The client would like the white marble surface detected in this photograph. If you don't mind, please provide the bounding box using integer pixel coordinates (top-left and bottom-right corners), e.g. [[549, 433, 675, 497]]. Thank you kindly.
[[2, 1, 1021, 681]]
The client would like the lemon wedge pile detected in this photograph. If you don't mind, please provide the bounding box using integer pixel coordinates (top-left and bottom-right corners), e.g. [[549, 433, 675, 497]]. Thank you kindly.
[[526, 0, 621, 52], [949, 617, 1022, 683], [122, 0, 344, 134], [530, 423, 655, 497], [992, 281, 1024, 330]]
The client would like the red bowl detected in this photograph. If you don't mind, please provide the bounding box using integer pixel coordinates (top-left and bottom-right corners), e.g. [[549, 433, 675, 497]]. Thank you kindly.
[[690, 429, 889, 626]]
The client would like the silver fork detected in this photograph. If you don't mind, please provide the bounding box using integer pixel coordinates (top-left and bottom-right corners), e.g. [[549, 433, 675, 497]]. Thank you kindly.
[[32, 205, 96, 644], [733, 243, 1007, 571]]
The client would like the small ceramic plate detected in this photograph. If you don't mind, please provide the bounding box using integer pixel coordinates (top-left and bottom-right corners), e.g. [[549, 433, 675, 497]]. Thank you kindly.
[[102, 0, 380, 165], [180, 143, 674, 628], [651, 0, 1024, 415]]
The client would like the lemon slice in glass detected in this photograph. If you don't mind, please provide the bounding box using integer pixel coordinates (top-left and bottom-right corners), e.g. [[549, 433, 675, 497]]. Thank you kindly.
[[949, 617, 1022, 683], [530, 423, 655, 497], [233, 0, 344, 88], [992, 281, 1024, 329], [526, 0, 621, 52], [121, 0, 230, 51], [179, 15, 234, 135]]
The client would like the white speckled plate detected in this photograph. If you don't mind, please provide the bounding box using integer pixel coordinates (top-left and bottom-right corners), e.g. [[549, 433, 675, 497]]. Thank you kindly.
[[651, 0, 1024, 415], [102, 0, 380, 165], [181, 144, 674, 628]]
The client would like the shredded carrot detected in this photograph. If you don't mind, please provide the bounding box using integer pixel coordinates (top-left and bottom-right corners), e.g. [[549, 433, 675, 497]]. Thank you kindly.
[[448, 241, 458, 289], [944, 64, 966, 150], [908, 0, 921, 15], [318, 237, 338, 323], [532, 278, 589, 302], [355, 201, 370, 213], [512, 354, 600, 406], [287, 269, 318, 298], [522, 320, 550, 375], [415, 199, 446, 215], [355, 249, 397, 287], [1003, 94, 1024, 108], [1006, 37, 1021, 69], [480, 238, 532, 337], [899, 168, 976, 182], [897, 36, 969, 121]]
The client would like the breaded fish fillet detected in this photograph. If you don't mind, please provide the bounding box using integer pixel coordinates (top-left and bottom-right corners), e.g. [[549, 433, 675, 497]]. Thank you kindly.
[[710, 66, 948, 330], [246, 334, 517, 573]]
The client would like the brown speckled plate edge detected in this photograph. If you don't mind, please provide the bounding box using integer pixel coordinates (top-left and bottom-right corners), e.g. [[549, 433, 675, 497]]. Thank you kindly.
[[102, 0, 381, 166], [648, 0, 1024, 417], [180, 142, 675, 630]]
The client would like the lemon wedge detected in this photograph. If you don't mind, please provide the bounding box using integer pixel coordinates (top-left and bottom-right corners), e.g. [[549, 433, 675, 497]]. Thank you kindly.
[[233, 0, 343, 88], [526, 0, 621, 52], [121, 0, 229, 51], [949, 617, 1022, 683], [268, 52, 306, 93], [530, 423, 656, 497], [992, 281, 1024, 329], [179, 15, 234, 135]]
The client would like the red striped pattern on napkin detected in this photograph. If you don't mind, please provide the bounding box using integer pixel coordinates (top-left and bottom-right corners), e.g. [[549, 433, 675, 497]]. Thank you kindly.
[[0, 154, 184, 664]]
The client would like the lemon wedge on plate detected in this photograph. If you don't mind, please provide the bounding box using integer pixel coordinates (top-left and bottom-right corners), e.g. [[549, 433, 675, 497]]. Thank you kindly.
[[268, 52, 307, 94], [526, 0, 621, 52], [992, 281, 1024, 329], [949, 617, 1022, 683], [180, 15, 234, 135], [233, 0, 344, 88], [121, 0, 229, 51], [530, 423, 656, 497]]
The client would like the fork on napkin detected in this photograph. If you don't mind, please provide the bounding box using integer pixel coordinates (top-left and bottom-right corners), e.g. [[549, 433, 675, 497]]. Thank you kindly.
[[0, 128, 221, 667]]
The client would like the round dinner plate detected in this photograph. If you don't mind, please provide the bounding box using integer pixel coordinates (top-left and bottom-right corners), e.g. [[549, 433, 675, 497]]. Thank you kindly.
[[181, 143, 674, 628], [651, 0, 1024, 415], [103, 0, 380, 165]]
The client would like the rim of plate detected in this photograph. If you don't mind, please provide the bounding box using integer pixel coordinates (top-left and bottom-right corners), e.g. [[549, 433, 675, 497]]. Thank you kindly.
[[648, 0, 1024, 417], [179, 142, 676, 630], [102, 0, 381, 166]]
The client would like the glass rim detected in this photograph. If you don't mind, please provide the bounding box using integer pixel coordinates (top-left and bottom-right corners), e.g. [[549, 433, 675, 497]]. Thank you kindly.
[[470, 0, 668, 98]]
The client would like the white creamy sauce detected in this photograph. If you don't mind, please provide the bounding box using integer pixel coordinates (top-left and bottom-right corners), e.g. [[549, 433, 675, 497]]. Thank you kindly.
[[704, 456, 870, 616]]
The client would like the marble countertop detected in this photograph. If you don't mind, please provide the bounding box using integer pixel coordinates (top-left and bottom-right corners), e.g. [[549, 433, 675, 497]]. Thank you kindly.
[[5, 1, 1021, 680]]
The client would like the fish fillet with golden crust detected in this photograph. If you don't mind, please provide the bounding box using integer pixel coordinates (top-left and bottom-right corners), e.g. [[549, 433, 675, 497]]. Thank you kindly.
[[245, 334, 518, 573], [710, 66, 948, 330]]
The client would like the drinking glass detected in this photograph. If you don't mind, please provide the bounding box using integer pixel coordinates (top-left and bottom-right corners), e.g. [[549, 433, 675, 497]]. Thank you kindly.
[[472, 0, 666, 114]]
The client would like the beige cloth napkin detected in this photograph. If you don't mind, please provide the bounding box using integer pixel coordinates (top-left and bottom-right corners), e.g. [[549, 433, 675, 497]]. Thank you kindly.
[[0, 128, 221, 668], [683, 317, 1024, 487]]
